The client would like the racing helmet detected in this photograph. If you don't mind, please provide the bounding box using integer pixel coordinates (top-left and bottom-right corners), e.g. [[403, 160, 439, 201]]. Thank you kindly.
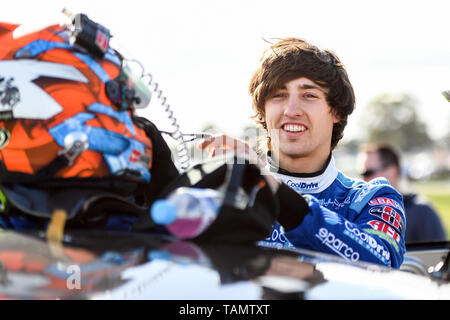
[[0, 14, 161, 226], [0, 14, 153, 186]]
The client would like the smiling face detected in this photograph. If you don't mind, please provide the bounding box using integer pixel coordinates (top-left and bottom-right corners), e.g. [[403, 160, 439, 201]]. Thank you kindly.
[[264, 77, 339, 172]]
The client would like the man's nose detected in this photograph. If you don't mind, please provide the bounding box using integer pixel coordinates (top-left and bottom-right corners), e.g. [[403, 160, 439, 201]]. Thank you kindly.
[[284, 96, 304, 117]]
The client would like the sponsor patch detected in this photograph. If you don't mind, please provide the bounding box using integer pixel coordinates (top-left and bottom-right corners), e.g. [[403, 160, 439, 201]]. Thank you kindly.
[[343, 221, 390, 265], [368, 197, 405, 216], [286, 179, 319, 192], [364, 228, 400, 253], [315, 227, 360, 262], [367, 220, 401, 243], [129, 149, 151, 168], [264, 225, 295, 248], [369, 206, 404, 232]]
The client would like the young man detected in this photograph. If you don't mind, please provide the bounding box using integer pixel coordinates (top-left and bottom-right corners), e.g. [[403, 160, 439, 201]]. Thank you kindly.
[[358, 143, 447, 243], [199, 38, 406, 268]]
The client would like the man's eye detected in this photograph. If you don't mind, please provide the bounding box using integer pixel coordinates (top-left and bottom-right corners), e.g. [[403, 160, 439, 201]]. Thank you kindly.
[[304, 93, 318, 99], [272, 92, 286, 98]]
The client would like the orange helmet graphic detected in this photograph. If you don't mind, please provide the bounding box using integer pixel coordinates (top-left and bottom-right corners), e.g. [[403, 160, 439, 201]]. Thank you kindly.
[[0, 14, 153, 185]]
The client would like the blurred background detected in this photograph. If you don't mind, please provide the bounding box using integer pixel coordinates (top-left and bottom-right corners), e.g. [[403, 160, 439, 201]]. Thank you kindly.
[[2, 0, 449, 238]]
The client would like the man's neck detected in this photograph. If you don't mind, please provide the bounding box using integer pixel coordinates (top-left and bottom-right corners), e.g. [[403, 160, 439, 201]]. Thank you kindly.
[[271, 151, 331, 174], [267, 154, 337, 194]]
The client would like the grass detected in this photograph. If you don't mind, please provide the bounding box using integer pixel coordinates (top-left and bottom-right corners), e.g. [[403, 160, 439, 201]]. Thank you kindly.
[[410, 180, 450, 240], [422, 194, 450, 240]]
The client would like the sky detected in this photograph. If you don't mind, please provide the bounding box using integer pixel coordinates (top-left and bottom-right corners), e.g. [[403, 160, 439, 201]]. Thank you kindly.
[[2, 0, 450, 142]]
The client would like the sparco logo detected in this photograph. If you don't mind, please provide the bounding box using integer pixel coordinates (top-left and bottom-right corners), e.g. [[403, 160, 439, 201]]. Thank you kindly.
[[286, 180, 319, 191], [344, 221, 390, 262], [315, 228, 360, 262]]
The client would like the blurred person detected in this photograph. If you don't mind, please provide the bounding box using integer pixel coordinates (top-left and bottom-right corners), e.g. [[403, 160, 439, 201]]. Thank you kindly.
[[199, 38, 406, 268], [357, 143, 447, 243]]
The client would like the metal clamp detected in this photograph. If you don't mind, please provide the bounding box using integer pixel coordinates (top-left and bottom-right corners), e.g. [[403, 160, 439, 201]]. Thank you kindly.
[[59, 131, 89, 165]]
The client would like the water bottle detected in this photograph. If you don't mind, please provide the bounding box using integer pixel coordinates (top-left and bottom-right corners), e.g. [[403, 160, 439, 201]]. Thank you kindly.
[[151, 187, 222, 239]]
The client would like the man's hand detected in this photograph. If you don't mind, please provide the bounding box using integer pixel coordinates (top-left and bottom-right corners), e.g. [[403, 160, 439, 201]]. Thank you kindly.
[[196, 133, 281, 193], [197, 133, 251, 159]]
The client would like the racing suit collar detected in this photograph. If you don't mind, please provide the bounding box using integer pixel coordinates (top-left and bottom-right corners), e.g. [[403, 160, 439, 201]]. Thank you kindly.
[[266, 153, 338, 194]]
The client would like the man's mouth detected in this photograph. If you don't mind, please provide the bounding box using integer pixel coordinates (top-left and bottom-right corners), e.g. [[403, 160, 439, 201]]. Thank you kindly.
[[282, 123, 307, 133]]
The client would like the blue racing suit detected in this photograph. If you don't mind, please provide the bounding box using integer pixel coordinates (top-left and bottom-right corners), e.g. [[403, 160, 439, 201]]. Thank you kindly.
[[259, 155, 406, 269]]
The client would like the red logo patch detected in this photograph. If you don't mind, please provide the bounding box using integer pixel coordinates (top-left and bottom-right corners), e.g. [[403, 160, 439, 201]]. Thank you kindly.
[[369, 206, 404, 232], [95, 30, 109, 52], [129, 149, 141, 163], [367, 220, 401, 243]]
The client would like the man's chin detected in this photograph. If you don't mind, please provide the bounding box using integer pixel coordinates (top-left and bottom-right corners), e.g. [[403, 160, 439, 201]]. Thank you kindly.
[[271, 148, 307, 160]]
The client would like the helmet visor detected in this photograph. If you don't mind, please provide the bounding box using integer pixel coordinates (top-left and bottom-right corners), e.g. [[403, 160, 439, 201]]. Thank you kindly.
[[119, 60, 152, 109]]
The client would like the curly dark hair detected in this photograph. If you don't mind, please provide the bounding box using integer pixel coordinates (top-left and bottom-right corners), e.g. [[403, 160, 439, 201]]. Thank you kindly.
[[249, 38, 355, 150]]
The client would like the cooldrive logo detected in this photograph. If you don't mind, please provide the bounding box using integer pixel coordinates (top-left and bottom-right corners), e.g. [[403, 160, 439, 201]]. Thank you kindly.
[[315, 228, 360, 262], [286, 180, 319, 192], [343, 221, 391, 264], [260, 224, 296, 249]]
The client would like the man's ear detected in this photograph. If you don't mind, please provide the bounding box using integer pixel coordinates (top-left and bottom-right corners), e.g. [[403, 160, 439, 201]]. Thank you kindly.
[[331, 110, 341, 124], [387, 164, 400, 179], [384, 165, 400, 188]]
